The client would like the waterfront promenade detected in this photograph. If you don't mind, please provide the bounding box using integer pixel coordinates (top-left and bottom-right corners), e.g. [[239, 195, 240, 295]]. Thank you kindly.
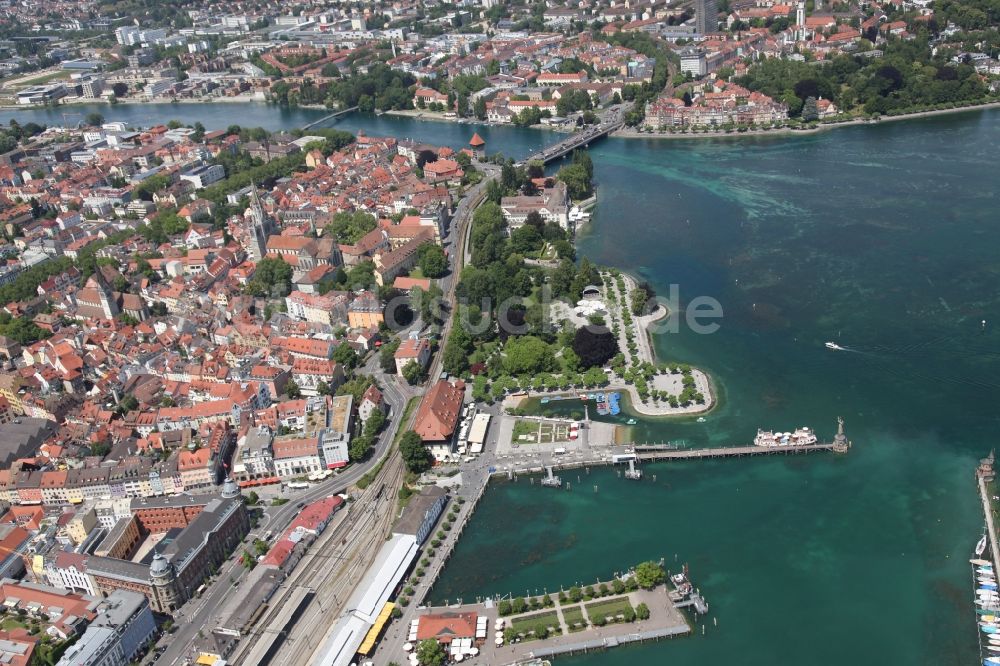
[[373, 584, 691, 664], [976, 455, 1000, 575], [604, 270, 715, 417]]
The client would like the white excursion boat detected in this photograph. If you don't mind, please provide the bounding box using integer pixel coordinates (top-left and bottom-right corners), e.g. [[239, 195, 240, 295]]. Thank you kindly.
[[754, 427, 819, 448]]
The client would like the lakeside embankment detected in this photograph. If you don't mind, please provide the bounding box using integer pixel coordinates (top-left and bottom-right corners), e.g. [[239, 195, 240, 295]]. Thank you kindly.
[[614, 99, 1000, 141], [5, 97, 998, 146], [612, 271, 716, 418], [385, 107, 578, 134], [0, 94, 273, 110]]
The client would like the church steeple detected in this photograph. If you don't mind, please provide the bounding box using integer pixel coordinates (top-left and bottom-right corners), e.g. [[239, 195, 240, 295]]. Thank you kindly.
[[246, 184, 273, 262], [88, 272, 119, 319]]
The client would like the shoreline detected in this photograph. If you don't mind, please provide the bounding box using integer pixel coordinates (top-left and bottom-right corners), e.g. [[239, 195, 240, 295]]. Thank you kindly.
[[602, 270, 717, 417], [613, 100, 1000, 141], [384, 107, 570, 134], [3, 98, 997, 141]]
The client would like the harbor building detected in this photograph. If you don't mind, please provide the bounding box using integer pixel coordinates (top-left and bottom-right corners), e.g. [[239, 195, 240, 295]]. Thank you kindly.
[[392, 486, 447, 545], [414, 379, 466, 461]]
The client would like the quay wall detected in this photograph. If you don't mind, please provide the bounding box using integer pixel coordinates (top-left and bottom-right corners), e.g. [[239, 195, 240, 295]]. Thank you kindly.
[[530, 625, 690, 659], [977, 474, 1000, 574]]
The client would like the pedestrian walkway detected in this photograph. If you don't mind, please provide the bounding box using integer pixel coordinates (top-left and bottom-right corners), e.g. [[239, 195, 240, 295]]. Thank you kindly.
[[555, 605, 569, 634]]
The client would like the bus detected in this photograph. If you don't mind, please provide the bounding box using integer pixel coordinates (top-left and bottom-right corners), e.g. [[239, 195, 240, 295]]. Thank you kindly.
[[195, 584, 207, 597], [287, 481, 309, 490]]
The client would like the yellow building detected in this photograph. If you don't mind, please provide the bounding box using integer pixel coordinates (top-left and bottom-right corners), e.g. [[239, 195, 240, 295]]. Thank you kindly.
[[66, 507, 98, 546], [0, 373, 23, 415]]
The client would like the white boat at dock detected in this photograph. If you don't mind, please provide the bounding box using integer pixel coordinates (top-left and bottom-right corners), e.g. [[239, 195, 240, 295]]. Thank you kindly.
[[973, 559, 993, 566], [979, 535, 989, 557], [754, 427, 818, 448]]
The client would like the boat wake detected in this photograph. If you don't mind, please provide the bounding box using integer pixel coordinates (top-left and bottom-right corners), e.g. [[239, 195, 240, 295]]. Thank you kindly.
[[822, 334, 1000, 391], [824, 341, 862, 353]]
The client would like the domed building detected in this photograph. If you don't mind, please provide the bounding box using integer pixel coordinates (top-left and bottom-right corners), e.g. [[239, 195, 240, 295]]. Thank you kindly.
[[149, 553, 181, 612], [221, 476, 241, 499], [84, 482, 250, 614]]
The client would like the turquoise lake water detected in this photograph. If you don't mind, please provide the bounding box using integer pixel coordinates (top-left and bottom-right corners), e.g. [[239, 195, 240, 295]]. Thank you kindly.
[[7, 101, 999, 664], [430, 111, 1000, 666]]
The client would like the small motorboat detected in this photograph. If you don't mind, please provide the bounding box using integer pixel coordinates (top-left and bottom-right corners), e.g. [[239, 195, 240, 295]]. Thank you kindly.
[[979, 535, 990, 557], [825, 341, 845, 351], [696, 416, 706, 423], [973, 559, 993, 566], [626, 418, 637, 425]]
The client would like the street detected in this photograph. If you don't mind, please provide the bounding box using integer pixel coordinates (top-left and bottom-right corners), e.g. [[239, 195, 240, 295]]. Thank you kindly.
[[150, 368, 412, 666]]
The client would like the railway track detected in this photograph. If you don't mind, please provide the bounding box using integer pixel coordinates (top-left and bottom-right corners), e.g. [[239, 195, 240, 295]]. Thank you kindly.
[[231, 452, 405, 665], [286, 454, 405, 664]]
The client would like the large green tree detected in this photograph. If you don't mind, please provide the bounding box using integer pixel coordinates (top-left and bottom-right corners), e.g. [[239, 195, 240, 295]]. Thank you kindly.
[[415, 639, 446, 666], [400, 430, 433, 473], [325, 211, 377, 244], [634, 561, 666, 589], [557, 163, 592, 200], [246, 257, 293, 297], [503, 335, 556, 375], [418, 243, 448, 278]]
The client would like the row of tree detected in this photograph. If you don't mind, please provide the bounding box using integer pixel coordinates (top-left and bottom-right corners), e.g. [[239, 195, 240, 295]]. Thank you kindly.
[[737, 37, 990, 117]]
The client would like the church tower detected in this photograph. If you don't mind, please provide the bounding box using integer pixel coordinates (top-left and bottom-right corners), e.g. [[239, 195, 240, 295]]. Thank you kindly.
[[88, 273, 119, 319], [246, 184, 274, 262]]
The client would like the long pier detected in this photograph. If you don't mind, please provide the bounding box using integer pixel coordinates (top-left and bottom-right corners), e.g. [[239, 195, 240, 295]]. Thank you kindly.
[[301, 105, 358, 130], [638, 441, 849, 461], [503, 441, 850, 479]]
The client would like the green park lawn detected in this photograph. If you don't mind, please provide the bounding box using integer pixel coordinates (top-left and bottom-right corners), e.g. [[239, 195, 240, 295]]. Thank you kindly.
[[511, 419, 539, 443], [561, 605, 588, 632], [509, 610, 561, 641], [6, 70, 70, 89], [585, 596, 635, 624]]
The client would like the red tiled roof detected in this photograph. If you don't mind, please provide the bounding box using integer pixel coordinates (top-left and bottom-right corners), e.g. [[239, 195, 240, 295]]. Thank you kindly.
[[416, 611, 478, 644], [414, 380, 464, 442]]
